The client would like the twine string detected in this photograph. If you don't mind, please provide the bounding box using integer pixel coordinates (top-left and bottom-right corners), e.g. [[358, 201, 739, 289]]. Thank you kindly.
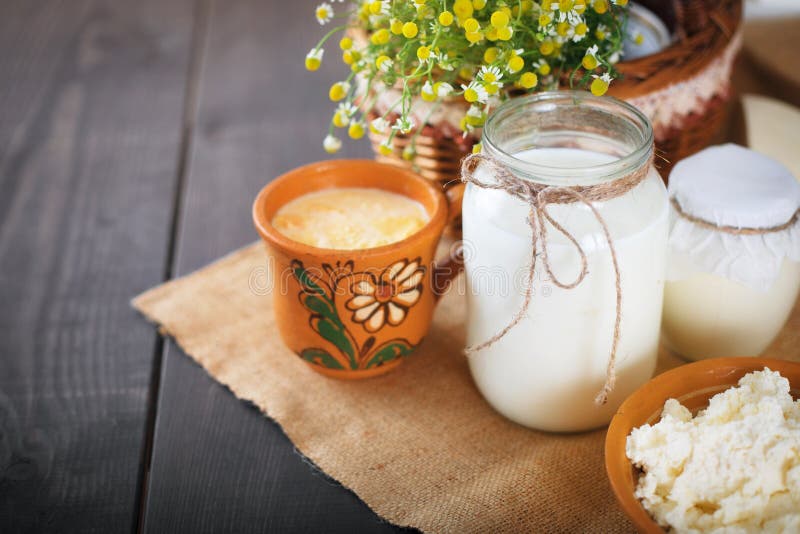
[[460, 152, 652, 405], [670, 197, 800, 235]]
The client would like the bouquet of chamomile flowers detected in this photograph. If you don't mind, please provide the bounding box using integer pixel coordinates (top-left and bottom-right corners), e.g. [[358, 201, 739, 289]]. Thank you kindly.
[[306, 0, 628, 157]]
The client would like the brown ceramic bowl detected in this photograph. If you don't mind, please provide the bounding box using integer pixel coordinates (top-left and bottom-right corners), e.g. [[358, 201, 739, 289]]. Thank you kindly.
[[605, 357, 800, 533]]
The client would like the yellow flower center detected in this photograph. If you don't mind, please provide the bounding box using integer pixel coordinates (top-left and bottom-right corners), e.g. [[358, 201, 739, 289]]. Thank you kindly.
[[539, 41, 555, 56], [556, 22, 569, 36], [417, 46, 431, 61], [348, 122, 365, 139], [490, 11, 509, 28], [305, 56, 321, 71], [575, 22, 588, 35], [497, 26, 512, 40], [582, 54, 598, 70], [483, 47, 499, 63], [378, 143, 393, 156], [390, 19, 404, 35], [464, 87, 479, 103], [438, 11, 454, 25], [402, 22, 418, 38], [507, 55, 524, 72], [371, 29, 391, 45], [332, 111, 349, 128], [463, 17, 480, 33], [590, 76, 609, 96], [368, 1, 383, 15], [472, 0, 487, 9], [519, 71, 538, 89], [465, 31, 483, 44], [376, 55, 391, 69], [339, 37, 353, 50], [593, 0, 608, 14], [538, 62, 551, 75], [539, 13, 552, 26], [453, 0, 473, 20], [329, 83, 347, 101]]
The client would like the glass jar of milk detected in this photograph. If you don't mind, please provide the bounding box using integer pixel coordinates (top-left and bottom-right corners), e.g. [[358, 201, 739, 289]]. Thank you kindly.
[[462, 92, 668, 432], [662, 144, 800, 361]]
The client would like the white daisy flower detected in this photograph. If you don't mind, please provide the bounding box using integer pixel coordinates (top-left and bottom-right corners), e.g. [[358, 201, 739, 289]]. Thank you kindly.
[[421, 81, 436, 100], [338, 102, 358, 117], [306, 48, 324, 62], [437, 53, 455, 71], [377, 56, 393, 72], [461, 81, 488, 104], [466, 105, 483, 119], [370, 117, 389, 134], [478, 65, 503, 84], [435, 82, 454, 97], [392, 117, 415, 134], [323, 134, 342, 154], [315, 3, 334, 25]]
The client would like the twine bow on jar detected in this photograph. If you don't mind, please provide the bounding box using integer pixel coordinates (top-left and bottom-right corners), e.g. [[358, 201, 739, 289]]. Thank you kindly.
[[460, 152, 653, 406]]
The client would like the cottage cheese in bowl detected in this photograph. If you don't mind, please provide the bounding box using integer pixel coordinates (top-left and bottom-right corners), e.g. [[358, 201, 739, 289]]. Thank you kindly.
[[626, 368, 800, 533]]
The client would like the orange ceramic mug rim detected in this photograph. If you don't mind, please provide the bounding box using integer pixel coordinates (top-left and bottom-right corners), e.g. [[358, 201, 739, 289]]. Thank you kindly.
[[252, 159, 451, 257]]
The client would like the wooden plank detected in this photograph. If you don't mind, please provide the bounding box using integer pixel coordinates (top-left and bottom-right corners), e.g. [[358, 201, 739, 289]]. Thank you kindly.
[[0, 0, 196, 531], [143, 0, 408, 531]]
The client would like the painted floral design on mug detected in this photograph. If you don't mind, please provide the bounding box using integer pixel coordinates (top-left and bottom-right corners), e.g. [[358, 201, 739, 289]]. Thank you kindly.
[[291, 259, 422, 371], [345, 258, 425, 333]]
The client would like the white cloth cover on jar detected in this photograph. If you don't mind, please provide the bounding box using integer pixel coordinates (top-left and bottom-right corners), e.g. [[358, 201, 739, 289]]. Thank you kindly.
[[667, 144, 800, 292]]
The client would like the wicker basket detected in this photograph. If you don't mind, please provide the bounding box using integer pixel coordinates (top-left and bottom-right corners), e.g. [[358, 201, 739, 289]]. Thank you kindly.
[[367, 0, 742, 186]]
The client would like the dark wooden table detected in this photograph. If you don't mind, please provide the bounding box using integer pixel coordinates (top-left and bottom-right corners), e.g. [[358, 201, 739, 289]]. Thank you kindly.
[[0, 1, 406, 532]]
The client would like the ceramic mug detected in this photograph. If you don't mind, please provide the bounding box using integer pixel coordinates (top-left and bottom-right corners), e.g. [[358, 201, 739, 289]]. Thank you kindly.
[[252, 160, 463, 379]]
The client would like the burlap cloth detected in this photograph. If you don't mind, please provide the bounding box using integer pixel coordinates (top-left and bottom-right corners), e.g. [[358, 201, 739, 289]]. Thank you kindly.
[[132, 242, 800, 533]]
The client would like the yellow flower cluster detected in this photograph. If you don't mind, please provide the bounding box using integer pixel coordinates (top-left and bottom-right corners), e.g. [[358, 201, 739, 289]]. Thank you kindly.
[[307, 0, 626, 156]]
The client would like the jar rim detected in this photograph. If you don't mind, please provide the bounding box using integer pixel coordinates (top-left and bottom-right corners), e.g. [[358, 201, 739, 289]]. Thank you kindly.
[[481, 91, 655, 186]]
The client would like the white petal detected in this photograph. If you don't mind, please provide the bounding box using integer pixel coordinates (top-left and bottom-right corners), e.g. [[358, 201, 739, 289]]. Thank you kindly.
[[398, 270, 423, 290], [354, 301, 380, 322], [386, 261, 406, 279], [393, 288, 420, 306], [366, 307, 385, 332], [346, 295, 375, 310], [354, 280, 375, 295], [387, 302, 406, 325], [395, 261, 420, 283]]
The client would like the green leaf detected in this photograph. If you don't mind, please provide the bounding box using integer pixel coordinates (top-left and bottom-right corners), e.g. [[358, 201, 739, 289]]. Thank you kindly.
[[314, 317, 357, 368], [304, 295, 337, 323], [300, 348, 345, 370], [293, 266, 327, 297], [294, 262, 357, 369], [365, 339, 415, 369]]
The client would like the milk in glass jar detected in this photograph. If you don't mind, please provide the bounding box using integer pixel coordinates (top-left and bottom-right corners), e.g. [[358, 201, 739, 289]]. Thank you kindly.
[[461, 92, 668, 432]]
